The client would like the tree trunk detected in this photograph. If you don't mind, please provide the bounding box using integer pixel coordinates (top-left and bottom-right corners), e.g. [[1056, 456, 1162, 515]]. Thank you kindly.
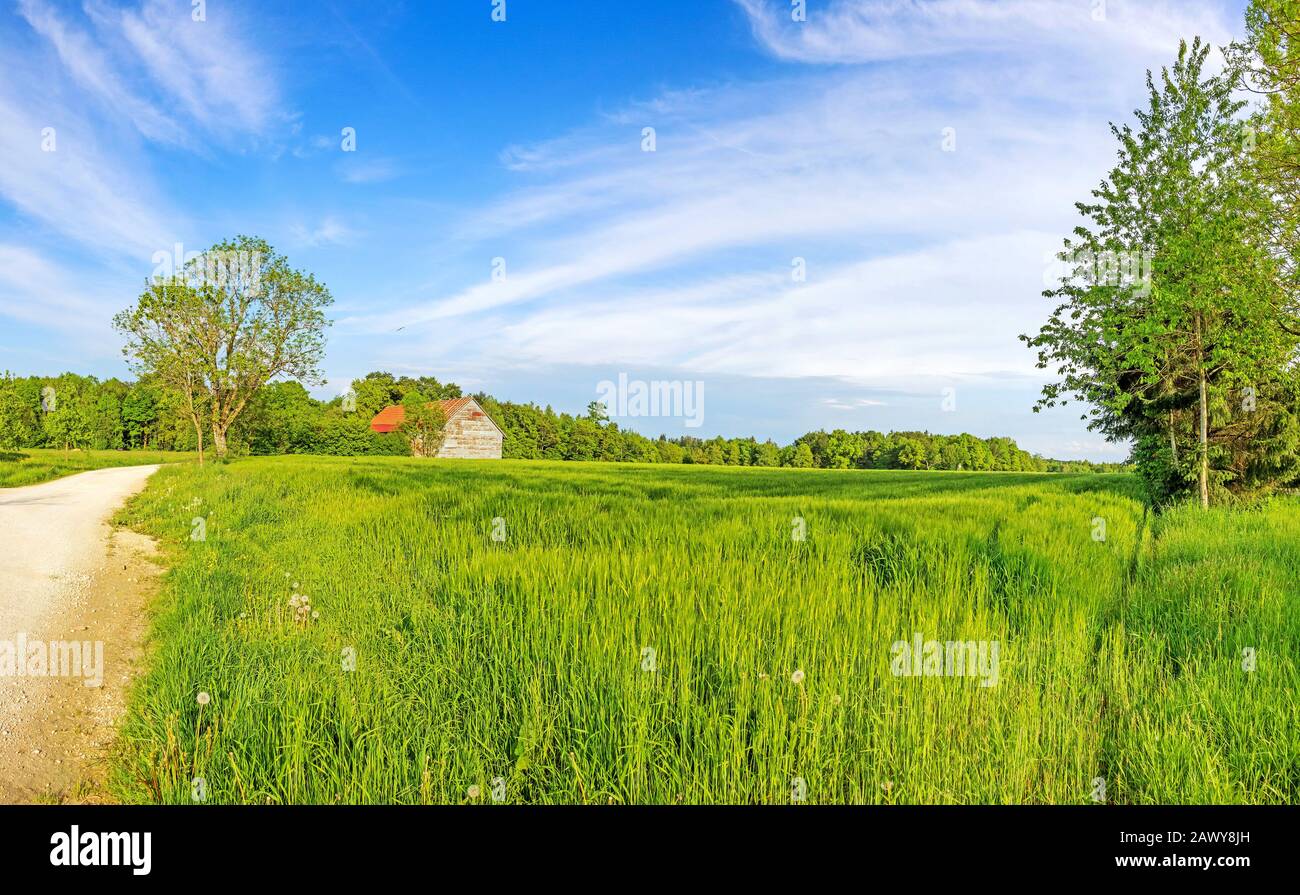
[[184, 371, 204, 465], [1197, 315, 1209, 509], [1168, 410, 1178, 464], [193, 417, 205, 465], [1198, 370, 1209, 508], [212, 426, 228, 460]]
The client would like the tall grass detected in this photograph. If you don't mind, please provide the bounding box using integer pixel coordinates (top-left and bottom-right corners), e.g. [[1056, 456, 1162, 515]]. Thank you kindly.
[[109, 457, 1297, 804], [0, 448, 195, 488]]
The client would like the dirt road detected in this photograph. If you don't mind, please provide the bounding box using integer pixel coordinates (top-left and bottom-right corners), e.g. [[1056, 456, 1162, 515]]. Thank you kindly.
[[0, 465, 161, 803]]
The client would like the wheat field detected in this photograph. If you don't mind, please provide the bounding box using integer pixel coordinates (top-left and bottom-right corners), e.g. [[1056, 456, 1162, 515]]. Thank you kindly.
[[107, 457, 1299, 804]]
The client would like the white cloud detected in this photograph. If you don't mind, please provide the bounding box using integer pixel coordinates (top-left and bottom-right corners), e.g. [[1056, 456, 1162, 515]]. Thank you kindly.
[[17, 0, 190, 147], [289, 216, 357, 248], [484, 230, 1062, 383], [823, 397, 889, 409], [734, 0, 1235, 64], [346, 65, 1110, 354], [0, 244, 126, 340], [20, 0, 281, 143], [0, 82, 177, 259], [0, 0, 287, 337], [337, 157, 402, 184], [108, 0, 281, 136], [0, 0, 286, 267]]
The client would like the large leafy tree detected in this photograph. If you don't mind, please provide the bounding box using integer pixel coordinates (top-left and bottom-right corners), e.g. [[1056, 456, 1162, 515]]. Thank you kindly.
[[1232, 1, 1300, 278], [115, 277, 212, 462], [115, 236, 333, 460], [1023, 39, 1300, 506], [1227, 2, 1300, 499]]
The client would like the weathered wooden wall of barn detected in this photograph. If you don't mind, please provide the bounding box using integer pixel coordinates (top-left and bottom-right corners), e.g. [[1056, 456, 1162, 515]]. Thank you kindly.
[[436, 409, 503, 459]]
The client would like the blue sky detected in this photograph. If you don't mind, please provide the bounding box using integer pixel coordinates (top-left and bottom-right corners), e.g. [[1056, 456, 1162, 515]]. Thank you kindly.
[[0, 0, 1249, 459]]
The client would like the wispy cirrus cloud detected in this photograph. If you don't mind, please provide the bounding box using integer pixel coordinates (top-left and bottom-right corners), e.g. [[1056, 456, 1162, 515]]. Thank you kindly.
[[733, 0, 1235, 64], [17, 0, 191, 146], [345, 57, 1120, 349], [478, 230, 1065, 384], [823, 396, 889, 409], [95, 0, 281, 137], [0, 0, 285, 290], [0, 76, 175, 258], [19, 0, 281, 145], [0, 244, 126, 339]]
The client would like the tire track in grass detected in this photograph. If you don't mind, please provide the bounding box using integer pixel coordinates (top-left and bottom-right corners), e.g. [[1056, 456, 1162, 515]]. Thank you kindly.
[[1091, 503, 1151, 804]]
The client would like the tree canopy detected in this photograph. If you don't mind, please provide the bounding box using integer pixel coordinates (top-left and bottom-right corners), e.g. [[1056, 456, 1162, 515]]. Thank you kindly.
[[1024, 30, 1300, 506], [113, 236, 333, 460]]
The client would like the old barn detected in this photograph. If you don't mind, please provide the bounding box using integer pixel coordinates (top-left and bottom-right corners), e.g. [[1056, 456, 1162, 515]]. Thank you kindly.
[[369, 397, 503, 459]]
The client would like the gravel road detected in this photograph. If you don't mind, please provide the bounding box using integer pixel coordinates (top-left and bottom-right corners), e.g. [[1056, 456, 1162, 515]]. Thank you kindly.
[[0, 465, 161, 802]]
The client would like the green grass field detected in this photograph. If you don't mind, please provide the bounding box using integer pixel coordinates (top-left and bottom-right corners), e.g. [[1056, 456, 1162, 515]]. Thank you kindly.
[[0, 448, 196, 488], [109, 456, 1298, 804]]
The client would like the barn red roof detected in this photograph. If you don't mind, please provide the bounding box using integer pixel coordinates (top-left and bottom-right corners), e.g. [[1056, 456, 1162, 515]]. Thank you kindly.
[[369, 397, 480, 433]]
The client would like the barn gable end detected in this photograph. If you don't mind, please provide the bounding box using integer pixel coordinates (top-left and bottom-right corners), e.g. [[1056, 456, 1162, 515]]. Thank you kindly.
[[369, 398, 503, 459]]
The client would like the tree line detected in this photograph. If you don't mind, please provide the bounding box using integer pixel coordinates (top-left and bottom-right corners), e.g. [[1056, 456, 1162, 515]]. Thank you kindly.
[[0, 368, 1122, 473], [0, 372, 189, 453]]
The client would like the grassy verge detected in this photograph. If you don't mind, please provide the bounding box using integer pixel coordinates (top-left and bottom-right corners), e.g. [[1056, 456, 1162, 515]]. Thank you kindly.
[[109, 456, 1297, 803], [0, 448, 196, 488], [1096, 501, 1300, 801]]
